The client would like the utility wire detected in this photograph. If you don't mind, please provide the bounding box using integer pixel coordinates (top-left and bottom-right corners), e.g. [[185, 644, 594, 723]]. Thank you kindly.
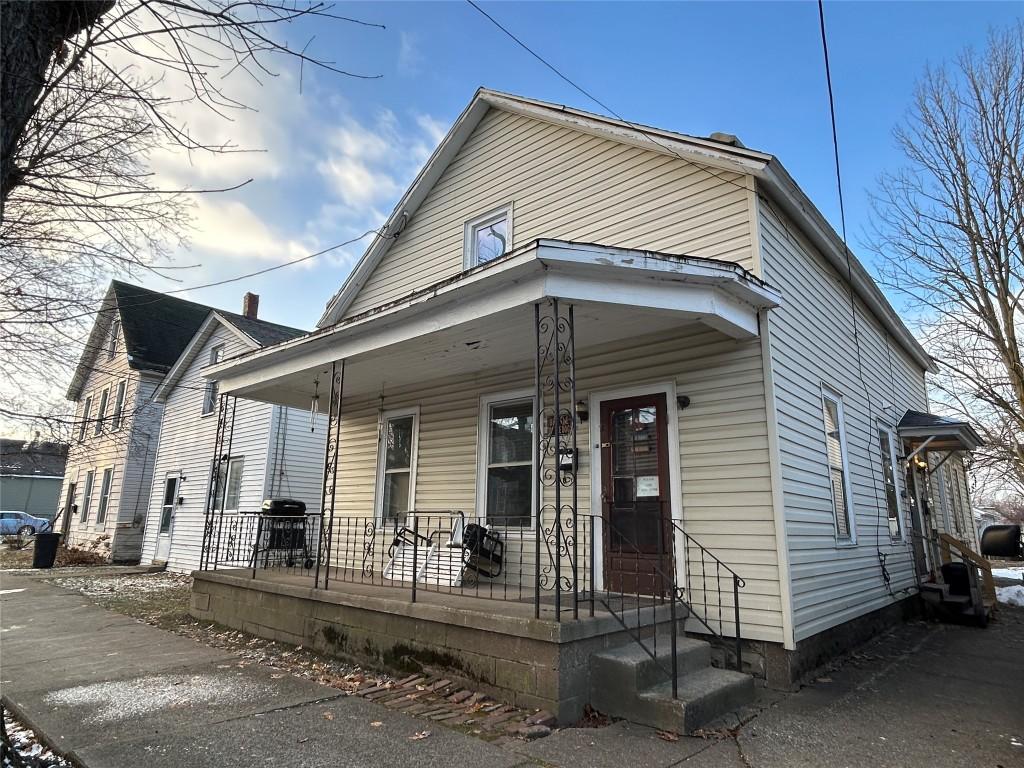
[[817, 0, 900, 592]]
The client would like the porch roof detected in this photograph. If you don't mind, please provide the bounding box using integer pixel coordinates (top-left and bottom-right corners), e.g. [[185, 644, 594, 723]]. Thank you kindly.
[[898, 409, 984, 453], [206, 239, 782, 408]]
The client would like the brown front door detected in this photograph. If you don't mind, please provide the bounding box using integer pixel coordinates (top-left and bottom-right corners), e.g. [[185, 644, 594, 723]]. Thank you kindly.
[[600, 393, 674, 596]]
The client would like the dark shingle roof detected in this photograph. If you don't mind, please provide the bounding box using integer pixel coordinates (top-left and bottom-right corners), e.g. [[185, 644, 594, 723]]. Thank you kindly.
[[898, 410, 965, 430], [1, 438, 68, 477], [112, 281, 215, 374], [217, 311, 307, 347]]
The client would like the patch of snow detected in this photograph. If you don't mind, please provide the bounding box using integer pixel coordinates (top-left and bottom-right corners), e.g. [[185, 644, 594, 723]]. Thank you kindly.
[[995, 584, 1024, 607], [0, 588, 26, 595], [3, 708, 72, 767], [992, 567, 1024, 580], [44, 673, 271, 724], [47, 572, 192, 597]]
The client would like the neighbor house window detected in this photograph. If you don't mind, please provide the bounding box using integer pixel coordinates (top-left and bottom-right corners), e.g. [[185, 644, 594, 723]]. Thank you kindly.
[[202, 345, 224, 415], [211, 457, 244, 513], [821, 388, 855, 542], [878, 427, 902, 541], [81, 470, 96, 522], [107, 318, 120, 359], [78, 395, 93, 442], [479, 394, 534, 527], [95, 468, 113, 523], [111, 380, 127, 430], [376, 409, 418, 522], [464, 204, 511, 268], [94, 387, 109, 436]]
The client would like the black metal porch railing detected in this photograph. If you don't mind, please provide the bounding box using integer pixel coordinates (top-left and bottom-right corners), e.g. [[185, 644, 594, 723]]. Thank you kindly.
[[204, 512, 324, 577]]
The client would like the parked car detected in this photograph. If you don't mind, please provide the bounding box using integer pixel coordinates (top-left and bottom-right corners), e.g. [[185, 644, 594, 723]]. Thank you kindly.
[[0, 511, 53, 537]]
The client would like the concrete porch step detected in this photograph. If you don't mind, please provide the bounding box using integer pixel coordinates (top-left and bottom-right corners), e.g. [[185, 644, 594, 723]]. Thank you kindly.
[[590, 635, 711, 697], [589, 635, 755, 733], [637, 666, 755, 733]]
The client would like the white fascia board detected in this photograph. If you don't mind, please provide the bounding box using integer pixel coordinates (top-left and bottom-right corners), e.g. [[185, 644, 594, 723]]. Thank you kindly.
[[153, 313, 256, 402], [757, 161, 935, 374], [481, 90, 771, 176], [211, 241, 775, 395], [534, 240, 782, 309]]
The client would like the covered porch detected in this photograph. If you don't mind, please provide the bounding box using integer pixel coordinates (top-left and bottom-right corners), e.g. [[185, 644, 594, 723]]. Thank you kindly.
[[194, 240, 783, 713]]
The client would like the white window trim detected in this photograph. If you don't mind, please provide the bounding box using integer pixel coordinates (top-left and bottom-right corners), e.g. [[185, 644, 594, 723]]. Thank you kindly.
[[202, 345, 225, 417], [94, 386, 110, 436], [878, 425, 905, 543], [475, 389, 535, 532], [107, 318, 120, 359], [375, 406, 420, 523], [820, 386, 857, 545], [81, 469, 96, 522], [463, 203, 513, 270], [95, 466, 114, 524], [111, 379, 127, 431], [78, 395, 93, 442], [211, 456, 245, 513]]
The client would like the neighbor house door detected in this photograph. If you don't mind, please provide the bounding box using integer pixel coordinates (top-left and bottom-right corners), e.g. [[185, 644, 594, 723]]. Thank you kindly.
[[903, 447, 930, 576], [600, 394, 674, 596], [61, 482, 76, 536], [155, 475, 179, 562]]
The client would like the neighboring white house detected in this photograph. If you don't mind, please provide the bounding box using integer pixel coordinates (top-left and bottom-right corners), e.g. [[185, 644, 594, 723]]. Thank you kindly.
[[140, 309, 327, 573], [197, 89, 985, 694]]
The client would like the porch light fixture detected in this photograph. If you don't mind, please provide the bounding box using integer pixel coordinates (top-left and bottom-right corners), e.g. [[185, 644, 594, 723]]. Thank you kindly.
[[575, 400, 588, 422], [310, 377, 320, 433], [676, 395, 691, 410]]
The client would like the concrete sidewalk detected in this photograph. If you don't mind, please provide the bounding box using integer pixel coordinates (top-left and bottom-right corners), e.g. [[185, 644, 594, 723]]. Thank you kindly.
[[3, 572, 1023, 768], [1, 574, 531, 768]]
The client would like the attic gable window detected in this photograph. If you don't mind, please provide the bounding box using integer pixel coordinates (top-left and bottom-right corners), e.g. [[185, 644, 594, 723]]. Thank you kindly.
[[202, 345, 224, 416], [464, 204, 512, 269]]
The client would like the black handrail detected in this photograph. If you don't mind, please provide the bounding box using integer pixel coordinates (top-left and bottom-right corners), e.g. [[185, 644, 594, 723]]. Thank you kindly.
[[672, 522, 746, 673]]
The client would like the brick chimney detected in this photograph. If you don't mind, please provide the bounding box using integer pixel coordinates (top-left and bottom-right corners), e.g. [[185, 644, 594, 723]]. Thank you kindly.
[[242, 292, 259, 320]]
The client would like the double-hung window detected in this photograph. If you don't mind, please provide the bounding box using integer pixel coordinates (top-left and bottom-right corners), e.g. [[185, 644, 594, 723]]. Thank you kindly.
[[81, 470, 96, 522], [463, 205, 512, 268], [95, 468, 113, 523], [111, 381, 127, 430], [94, 387, 109, 436], [212, 457, 244, 513], [107, 318, 120, 359], [821, 388, 855, 543], [478, 394, 534, 528], [202, 345, 224, 416], [377, 409, 418, 522], [78, 396, 93, 442], [877, 427, 903, 541]]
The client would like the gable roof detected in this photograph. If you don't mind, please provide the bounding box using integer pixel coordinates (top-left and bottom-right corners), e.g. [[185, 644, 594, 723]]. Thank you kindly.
[[153, 310, 306, 402], [1, 438, 68, 478], [318, 88, 933, 374], [67, 281, 306, 401]]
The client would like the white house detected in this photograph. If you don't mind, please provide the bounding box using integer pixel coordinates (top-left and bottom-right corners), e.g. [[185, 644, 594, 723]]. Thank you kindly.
[[140, 304, 326, 573], [186, 89, 986, 727]]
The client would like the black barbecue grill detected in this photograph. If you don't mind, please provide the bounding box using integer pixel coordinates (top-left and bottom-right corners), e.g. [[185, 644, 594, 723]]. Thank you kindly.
[[254, 498, 314, 569]]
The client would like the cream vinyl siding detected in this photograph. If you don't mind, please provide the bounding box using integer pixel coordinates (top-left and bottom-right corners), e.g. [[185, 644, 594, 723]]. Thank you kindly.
[[758, 200, 930, 642], [327, 324, 785, 643], [140, 323, 327, 573], [344, 108, 757, 318], [59, 338, 162, 562]]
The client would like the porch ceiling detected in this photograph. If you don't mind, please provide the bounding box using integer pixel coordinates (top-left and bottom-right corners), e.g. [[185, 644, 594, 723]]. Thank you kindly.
[[208, 239, 782, 409]]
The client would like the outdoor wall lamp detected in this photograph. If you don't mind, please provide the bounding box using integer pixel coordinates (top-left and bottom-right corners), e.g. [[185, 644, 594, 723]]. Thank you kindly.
[[575, 400, 588, 422], [676, 395, 691, 410]]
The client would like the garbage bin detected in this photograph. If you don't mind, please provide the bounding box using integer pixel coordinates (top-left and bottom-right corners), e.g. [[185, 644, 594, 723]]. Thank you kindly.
[[32, 532, 61, 569]]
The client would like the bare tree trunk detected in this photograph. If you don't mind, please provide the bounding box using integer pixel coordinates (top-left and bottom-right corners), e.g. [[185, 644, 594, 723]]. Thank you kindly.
[[1, 0, 112, 204]]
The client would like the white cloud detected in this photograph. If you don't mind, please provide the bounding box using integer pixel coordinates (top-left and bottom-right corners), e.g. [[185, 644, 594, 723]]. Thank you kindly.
[[398, 31, 423, 75], [190, 198, 314, 263]]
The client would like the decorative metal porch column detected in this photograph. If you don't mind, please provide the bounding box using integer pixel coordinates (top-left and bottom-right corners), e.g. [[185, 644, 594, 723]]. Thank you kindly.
[[315, 360, 345, 590], [199, 393, 236, 570], [534, 298, 579, 621]]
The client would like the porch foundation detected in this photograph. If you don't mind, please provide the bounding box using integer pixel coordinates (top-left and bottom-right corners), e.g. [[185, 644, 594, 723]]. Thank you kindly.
[[190, 570, 678, 723]]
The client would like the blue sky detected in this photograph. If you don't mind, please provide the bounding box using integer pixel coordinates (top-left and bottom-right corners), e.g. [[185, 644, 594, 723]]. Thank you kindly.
[[141, 1, 1021, 331]]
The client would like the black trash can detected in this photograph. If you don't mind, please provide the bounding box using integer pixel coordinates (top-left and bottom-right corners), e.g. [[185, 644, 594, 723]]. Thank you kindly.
[[32, 532, 61, 569]]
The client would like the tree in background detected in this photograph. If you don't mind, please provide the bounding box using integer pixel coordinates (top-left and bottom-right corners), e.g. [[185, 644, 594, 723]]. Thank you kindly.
[[0, 1, 381, 437], [872, 23, 1024, 497]]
